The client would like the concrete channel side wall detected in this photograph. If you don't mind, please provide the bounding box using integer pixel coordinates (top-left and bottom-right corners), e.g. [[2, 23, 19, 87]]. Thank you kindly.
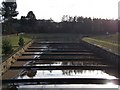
[[1, 40, 33, 75], [81, 40, 120, 68]]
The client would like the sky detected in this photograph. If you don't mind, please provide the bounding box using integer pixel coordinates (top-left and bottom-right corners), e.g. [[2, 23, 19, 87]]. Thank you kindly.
[[0, 0, 120, 22]]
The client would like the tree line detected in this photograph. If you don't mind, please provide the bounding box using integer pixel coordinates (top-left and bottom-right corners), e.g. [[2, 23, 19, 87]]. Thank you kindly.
[[1, 1, 119, 35], [15, 15, 118, 35]]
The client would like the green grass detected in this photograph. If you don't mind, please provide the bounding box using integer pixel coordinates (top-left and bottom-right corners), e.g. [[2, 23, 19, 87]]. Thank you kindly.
[[82, 34, 119, 55], [90, 34, 119, 44], [2, 34, 32, 52]]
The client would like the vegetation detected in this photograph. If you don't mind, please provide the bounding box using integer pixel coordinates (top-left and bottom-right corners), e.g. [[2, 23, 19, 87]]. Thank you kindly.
[[1, 1, 19, 35], [82, 34, 119, 55], [14, 15, 118, 34], [2, 13, 118, 35], [1, 1, 18, 19], [2, 34, 31, 61], [2, 34, 31, 60], [1, 0, 119, 35], [3, 34, 31, 51], [2, 39, 13, 55], [0, 1, 119, 35], [26, 11, 36, 20], [18, 35, 24, 47]]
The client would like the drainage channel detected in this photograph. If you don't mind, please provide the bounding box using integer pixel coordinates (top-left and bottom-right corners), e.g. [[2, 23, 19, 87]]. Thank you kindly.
[[2, 40, 119, 89]]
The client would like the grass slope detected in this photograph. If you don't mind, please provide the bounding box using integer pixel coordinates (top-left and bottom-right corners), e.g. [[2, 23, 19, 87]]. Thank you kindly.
[[3, 34, 31, 50], [82, 34, 119, 55]]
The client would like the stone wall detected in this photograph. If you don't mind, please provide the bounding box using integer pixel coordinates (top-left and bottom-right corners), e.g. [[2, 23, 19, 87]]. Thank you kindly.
[[1, 40, 33, 75]]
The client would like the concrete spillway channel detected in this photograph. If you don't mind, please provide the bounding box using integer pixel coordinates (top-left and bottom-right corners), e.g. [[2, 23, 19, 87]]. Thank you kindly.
[[2, 40, 119, 89]]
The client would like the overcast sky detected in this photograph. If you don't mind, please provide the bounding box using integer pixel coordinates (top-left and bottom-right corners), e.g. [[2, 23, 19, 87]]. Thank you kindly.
[[0, 0, 120, 22]]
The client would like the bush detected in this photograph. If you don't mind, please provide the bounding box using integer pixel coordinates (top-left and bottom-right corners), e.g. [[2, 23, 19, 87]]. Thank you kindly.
[[18, 35, 24, 47], [2, 39, 13, 55]]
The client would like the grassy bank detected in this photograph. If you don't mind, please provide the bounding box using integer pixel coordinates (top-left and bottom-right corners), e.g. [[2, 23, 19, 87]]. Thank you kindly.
[[82, 34, 119, 55], [2, 34, 32, 60], [3, 34, 32, 50]]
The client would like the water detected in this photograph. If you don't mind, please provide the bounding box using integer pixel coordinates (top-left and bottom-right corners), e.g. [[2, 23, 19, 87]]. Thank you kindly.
[[18, 70, 116, 79], [17, 69, 118, 88], [18, 84, 119, 89], [16, 44, 119, 88], [26, 60, 105, 67]]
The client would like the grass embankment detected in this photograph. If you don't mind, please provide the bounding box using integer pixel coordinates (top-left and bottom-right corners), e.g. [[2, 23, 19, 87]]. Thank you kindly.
[[2, 34, 32, 60], [3, 34, 31, 50], [82, 34, 119, 55]]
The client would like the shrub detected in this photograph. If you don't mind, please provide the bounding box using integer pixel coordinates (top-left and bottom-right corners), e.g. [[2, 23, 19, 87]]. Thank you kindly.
[[18, 36, 24, 47], [2, 39, 13, 55]]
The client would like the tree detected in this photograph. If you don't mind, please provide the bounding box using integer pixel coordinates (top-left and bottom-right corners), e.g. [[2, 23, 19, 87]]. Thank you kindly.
[[1, 1, 19, 34], [0, 1, 18, 34], [18, 36, 24, 47], [1, 1, 18, 20], [2, 39, 13, 55], [22, 11, 36, 32], [26, 11, 36, 20]]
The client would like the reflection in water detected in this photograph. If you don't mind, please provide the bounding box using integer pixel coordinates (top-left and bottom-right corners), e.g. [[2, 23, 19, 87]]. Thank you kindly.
[[35, 62, 62, 66], [32, 61, 104, 66], [17, 43, 118, 88], [3, 85, 18, 90], [39, 55, 98, 60], [26, 69, 37, 78], [61, 61, 104, 66], [17, 69, 118, 88], [20, 69, 37, 78], [18, 70, 116, 79], [18, 84, 118, 88]]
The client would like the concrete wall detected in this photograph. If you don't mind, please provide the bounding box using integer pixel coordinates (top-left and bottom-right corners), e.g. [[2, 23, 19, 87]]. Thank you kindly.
[[81, 40, 120, 68], [1, 40, 33, 75]]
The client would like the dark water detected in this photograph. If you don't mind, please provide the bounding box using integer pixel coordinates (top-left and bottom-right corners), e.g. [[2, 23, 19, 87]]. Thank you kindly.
[[16, 44, 119, 88]]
